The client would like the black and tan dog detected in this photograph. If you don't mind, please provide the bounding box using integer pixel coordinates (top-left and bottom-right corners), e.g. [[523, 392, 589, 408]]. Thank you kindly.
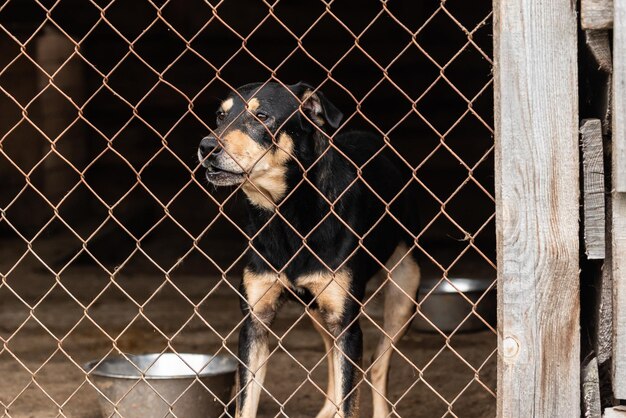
[[197, 82, 421, 418]]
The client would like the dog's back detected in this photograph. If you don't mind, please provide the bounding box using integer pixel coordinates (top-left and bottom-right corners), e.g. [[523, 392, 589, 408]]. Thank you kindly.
[[330, 130, 420, 281]]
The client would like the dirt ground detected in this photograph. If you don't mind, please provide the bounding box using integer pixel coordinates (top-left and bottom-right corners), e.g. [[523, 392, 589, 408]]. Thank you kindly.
[[0, 235, 496, 418]]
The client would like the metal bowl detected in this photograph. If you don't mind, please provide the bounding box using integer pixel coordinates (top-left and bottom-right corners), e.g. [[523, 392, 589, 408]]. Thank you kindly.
[[414, 277, 496, 333], [84, 353, 237, 418]]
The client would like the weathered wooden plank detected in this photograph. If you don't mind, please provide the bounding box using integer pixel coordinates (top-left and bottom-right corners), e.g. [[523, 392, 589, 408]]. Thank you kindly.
[[612, 196, 626, 401], [494, 0, 580, 416], [582, 355, 602, 418], [615, 0, 626, 192], [598, 255, 614, 365], [586, 30, 613, 73], [605, 406, 626, 417], [582, 0, 614, 29], [613, 0, 626, 401], [612, 186, 626, 399], [581, 119, 606, 259]]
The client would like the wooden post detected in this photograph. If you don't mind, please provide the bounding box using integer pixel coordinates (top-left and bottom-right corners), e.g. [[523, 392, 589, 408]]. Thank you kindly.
[[494, 0, 580, 416], [615, 0, 626, 192], [612, 0, 626, 400]]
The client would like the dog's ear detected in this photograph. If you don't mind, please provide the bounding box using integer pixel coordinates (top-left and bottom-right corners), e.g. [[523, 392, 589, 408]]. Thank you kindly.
[[292, 82, 343, 129]]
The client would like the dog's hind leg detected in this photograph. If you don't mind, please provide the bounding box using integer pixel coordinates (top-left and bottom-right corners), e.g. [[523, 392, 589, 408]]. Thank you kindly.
[[310, 309, 338, 418], [236, 269, 285, 418], [370, 244, 421, 418]]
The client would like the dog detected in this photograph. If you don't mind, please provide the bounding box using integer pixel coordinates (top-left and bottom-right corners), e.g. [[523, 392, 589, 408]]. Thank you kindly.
[[197, 82, 421, 418]]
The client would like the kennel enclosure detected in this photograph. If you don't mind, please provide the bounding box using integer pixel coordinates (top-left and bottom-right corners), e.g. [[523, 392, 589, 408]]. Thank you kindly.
[[0, 0, 624, 417]]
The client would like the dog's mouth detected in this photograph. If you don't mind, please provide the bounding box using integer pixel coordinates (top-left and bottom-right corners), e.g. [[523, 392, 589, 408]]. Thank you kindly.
[[205, 165, 246, 186]]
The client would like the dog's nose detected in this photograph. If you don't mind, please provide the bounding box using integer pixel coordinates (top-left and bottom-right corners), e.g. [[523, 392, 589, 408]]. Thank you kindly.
[[198, 136, 223, 165]]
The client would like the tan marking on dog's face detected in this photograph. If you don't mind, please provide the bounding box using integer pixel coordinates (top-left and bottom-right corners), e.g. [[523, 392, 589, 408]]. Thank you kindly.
[[214, 126, 294, 209], [221, 98, 234, 112], [272, 132, 294, 165], [297, 269, 351, 331], [248, 97, 260, 112], [217, 129, 266, 174], [242, 132, 294, 210], [243, 269, 288, 324]]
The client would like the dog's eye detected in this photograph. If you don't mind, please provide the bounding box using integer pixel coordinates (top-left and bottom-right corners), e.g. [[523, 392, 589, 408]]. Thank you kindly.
[[216, 111, 225, 121], [256, 112, 269, 122]]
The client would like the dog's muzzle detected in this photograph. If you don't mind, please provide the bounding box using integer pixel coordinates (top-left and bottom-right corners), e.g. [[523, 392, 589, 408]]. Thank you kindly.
[[198, 136, 223, 168], [198, 135, 245, 186]]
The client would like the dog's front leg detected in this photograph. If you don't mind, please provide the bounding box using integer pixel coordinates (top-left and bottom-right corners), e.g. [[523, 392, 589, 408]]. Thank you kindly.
[[327, 301, 363, 418], [236, 269, 284, 418], [298, 270, 363, 418]]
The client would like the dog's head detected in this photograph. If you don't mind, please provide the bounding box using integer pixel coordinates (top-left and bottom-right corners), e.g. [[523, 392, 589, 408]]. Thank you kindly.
[[198, 82, 343, 208]]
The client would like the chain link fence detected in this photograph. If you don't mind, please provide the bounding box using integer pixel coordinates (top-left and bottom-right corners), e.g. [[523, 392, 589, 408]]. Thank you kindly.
[[0, 0, 495, 417]]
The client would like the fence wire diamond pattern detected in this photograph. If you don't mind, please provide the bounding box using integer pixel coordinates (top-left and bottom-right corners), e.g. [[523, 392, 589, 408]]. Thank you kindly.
[[0, 1, 495, 417]]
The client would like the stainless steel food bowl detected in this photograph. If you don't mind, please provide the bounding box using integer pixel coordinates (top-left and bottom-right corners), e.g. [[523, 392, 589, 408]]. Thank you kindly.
[[84, 353, 237, 418], [414, 277, 496, 333]]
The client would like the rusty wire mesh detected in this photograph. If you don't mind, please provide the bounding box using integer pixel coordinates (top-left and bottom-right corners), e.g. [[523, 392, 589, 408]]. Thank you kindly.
[[0, 0, 496, 417]]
